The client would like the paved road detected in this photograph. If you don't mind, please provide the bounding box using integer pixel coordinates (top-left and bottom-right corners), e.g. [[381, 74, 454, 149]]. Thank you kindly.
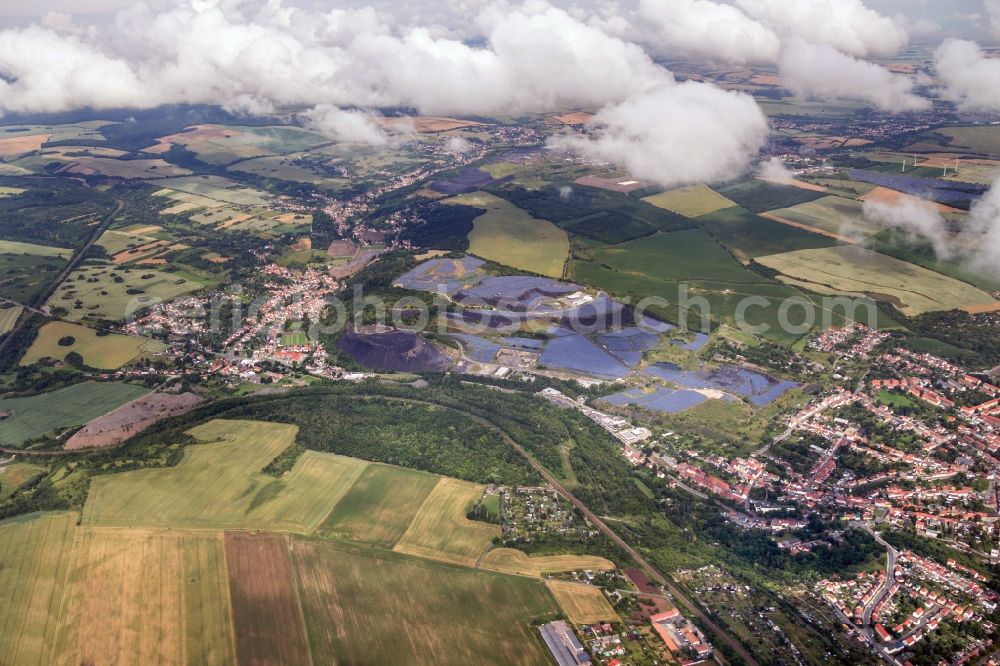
[[855, 523, 903, 666], [362, 394, 757, 666]]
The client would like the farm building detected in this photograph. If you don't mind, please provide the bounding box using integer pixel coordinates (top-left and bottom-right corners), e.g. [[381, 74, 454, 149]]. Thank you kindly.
[[651, 609, 713, 663], [539, 620, 591, 666]]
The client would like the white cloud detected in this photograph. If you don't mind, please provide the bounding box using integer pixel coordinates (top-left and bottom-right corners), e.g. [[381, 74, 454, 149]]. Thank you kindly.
[[551, 82, 770, 189], [779, 38, 929, 112], [0, 0, 776, 188], [0, 1, 672, 117], [757, 157, 795, 184], [636, 0, 780, 65], [968, 176, 1000, 278], [934, 39, 1000, 111], [444, 136, 473, 153], [987, 0, 1000, 38], [859, 178, 1000, 280], [301, 105, 391, 146], [735, 0, 908, 57], [862, 196, 955, 261]]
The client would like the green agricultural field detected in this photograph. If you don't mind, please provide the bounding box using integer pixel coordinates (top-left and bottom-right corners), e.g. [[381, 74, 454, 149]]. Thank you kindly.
[[572, 231, 895, 344], [763, 195, 879, 239], [20, 321, 166, 369], [0, 382, 150, 447], [394, 477, 500, 567], [644, 184, 737, 217], [445, 191, 569, 278], [0, 304, 21, 334], [0, 512, 77, 666], [805, 178, 877, 197], [718, 179, 827, 214], [94, 227, 170, 255], [575, 229, 765, 284], [757, 246, 999, 316], [292, 538, 559, 666], [491, 183, 695, 244], [318, 463, 439, 547], [0, 462, 46, 499], [83, 420, 369, 532], [51, 528, 236, 666], [697, 205, 840, 260], [48, 263, 202, 322]]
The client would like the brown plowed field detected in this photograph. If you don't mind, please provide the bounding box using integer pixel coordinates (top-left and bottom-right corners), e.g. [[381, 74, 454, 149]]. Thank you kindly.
[[64, 392, 203, 450], [224, 532, 312, 666]]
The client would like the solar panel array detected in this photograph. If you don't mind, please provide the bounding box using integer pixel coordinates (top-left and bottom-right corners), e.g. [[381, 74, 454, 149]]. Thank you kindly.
[[602, 387, 708, 414], [539, 334, 630, 379], [452, 334, 501, 363]]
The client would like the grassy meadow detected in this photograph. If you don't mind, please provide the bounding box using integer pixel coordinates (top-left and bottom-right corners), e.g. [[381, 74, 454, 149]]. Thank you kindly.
[[48, 263, 202, 322], [446, 191, 569, 278], [20, 321, 166, 369], [0, 252, 68, 304]]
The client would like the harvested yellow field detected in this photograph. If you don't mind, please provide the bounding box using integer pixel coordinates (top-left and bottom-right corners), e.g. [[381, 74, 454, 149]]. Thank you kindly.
[[83, 419, 369, 532], [0, 133, 48, 158], [0, 512, 77, 666], [546, 580, 618, 624], [643, 185, 737, 218], [51, 528, 235, 666], [757, 246, 999, 316], [394, 477, 500, 567], [479, 548, 616, 577]]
